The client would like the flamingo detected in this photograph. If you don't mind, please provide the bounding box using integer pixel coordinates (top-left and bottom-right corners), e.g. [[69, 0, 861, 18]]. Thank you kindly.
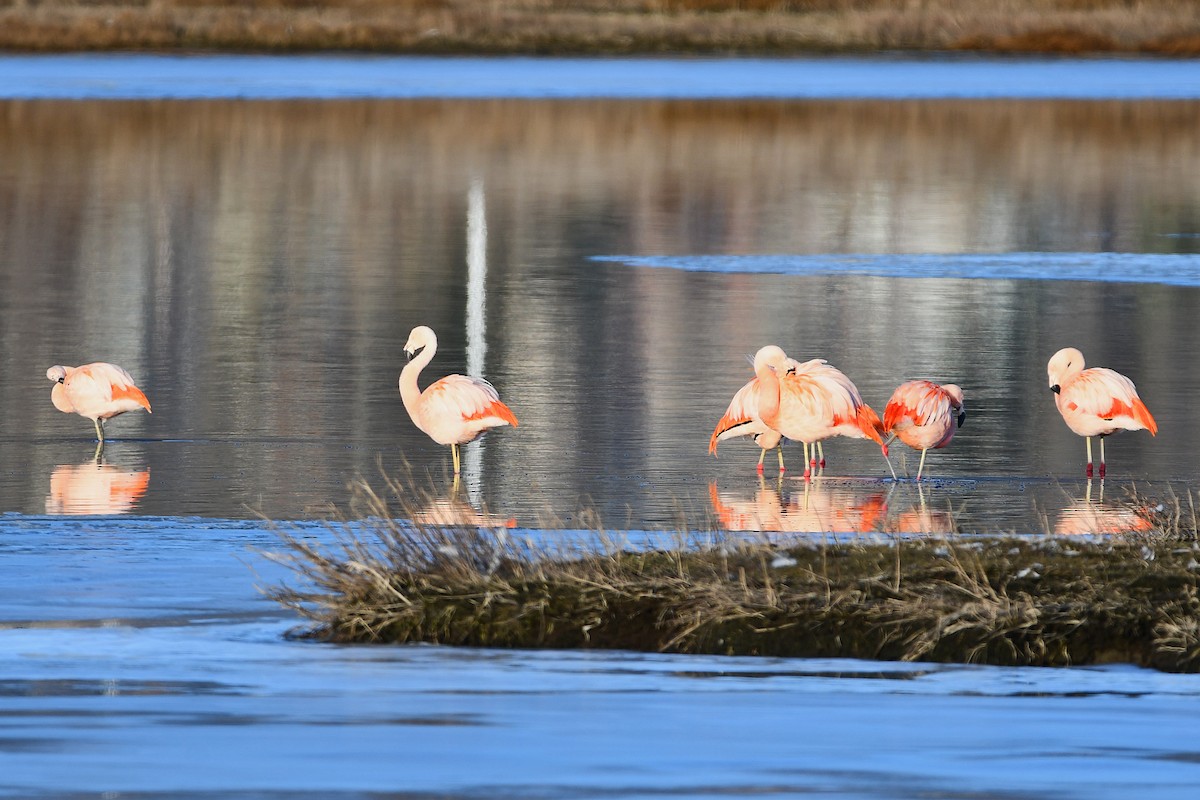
[[46, 362, 151, 443], [400, 325, 518, 475], [712, 345, 889, 480], [708, 355, 802, 473], [1047, 347, 1157, 478], [882, 380, 965, 481]]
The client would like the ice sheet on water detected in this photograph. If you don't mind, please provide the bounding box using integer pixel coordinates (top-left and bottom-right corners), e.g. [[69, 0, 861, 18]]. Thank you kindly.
[[2, 56, 1200, 100], [596, 252, 1200, 286]]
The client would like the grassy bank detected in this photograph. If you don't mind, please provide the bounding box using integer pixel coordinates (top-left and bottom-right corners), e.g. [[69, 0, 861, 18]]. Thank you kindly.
[[266, 482, 1200, 673], [3, 0, 1200, 55]]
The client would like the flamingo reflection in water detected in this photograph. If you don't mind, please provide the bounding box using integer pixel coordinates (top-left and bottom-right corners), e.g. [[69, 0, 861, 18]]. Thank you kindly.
[[46, 461, 151, 515], [711, 345, 890, 480], [1054, 480, 1154, 535], [708, 479, 888, 535], [890, 485, 957, 535], [409, 476, 517, 529]]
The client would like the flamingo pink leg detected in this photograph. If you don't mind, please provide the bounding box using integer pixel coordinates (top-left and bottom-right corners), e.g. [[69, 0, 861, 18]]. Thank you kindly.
[[1085, 437, 1094, 478]]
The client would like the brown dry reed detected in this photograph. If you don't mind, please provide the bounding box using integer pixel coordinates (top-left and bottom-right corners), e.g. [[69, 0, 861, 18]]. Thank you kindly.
[[264, 478, 1200, 673], [3, 0, 1200, 54]]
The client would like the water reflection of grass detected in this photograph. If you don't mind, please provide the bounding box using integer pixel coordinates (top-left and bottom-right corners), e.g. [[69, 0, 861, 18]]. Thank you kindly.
[[3, 1, 1199, 55], [266, 479, 1200, 673]]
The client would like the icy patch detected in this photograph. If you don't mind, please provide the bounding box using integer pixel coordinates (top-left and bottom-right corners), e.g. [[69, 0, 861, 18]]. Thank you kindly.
[[2, 56, 1200, 100], [594, 252, 1200, 286]]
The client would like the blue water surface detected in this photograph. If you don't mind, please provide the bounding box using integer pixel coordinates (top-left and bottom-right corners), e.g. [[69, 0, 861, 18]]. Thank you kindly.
[[596, 252, 1200, 286], [2, 54, 1200, 99]]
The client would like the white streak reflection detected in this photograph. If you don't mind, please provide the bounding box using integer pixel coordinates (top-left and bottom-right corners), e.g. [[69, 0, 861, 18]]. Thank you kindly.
[[464, 179, 487, 501]]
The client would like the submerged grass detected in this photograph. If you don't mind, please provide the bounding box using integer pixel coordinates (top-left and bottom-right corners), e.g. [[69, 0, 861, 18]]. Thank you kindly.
[[265, 478, 1200, 673], [3, 0, 1200, 54]]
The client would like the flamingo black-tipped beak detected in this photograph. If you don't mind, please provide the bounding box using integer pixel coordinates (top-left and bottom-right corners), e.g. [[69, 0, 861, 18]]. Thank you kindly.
[[1050, 384, 1061, 394], [957, 410, 967, 428], [405, 345, 424, 362]]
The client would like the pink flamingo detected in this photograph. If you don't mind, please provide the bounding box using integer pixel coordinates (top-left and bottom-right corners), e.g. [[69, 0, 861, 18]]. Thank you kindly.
[[882, 380, 965, 481], [46, 362, 151, 443], [708, 355, 801, 473], [400, 325, 518, 475], [712, 345, 889, 480], [1047, 346, 1157, 478]]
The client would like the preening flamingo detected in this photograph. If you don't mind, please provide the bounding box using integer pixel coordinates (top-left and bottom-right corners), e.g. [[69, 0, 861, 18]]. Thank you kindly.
[[46, 362, 151, 443], [882, 380, 965, 481], [400, 325, 518, 475], [708, 355, 801, 473], [1047, 346, 1157, 478], [711, 345, 889, 479]]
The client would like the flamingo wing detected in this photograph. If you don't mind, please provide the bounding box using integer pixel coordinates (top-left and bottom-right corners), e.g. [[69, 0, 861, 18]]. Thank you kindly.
[[884, 380, 947, 431], [709, 377, 771, 453], [789, 362, 884, 445], [423, 374, 518, 432], [1063, 368, 1157, 435], [77, 363, 152, 413]]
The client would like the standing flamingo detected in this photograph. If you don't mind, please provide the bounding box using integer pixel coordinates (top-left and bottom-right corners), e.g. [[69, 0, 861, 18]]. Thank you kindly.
[[46, 362, 151, 443], [400, 325, 518, 475], [712, 345, 889, 480], [1047, 347, 1157, 478], [708, 355, 802, 473], [882, 380, 965, 481]]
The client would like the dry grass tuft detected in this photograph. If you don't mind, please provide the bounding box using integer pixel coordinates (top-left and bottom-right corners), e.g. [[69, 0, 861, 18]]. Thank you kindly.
[[264, 478, 1200, 672]]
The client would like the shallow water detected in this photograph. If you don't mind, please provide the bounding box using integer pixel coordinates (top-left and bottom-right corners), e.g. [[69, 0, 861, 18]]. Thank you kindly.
[[2, 94, 1198, 530], [2, 59, 1200, 797], [3, 515, 1200, 799]]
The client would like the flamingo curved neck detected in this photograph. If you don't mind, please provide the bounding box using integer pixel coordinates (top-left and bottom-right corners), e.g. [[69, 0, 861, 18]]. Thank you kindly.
[[756, 361, 781, 423], [399, 338, 437, 415]]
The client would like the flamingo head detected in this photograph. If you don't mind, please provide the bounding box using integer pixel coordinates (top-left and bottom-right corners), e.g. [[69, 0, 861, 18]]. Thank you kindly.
[[404, 326, 437, 362], [1047, 347, 1084, 393], [752, 345, 790, 374], [46, 365, 68, 384], [943, 384, 966, 427]]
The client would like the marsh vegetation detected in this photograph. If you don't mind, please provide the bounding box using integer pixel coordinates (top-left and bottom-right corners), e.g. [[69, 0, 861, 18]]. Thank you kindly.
[[267, 478, 1200, 673], [2, 0, 1200, 54]]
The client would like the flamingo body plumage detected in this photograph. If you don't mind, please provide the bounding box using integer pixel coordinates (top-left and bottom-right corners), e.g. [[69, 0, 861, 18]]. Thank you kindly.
[[400, 325, 517, 474], [1047, 346, 1156, 478], [882, 380, 965, 481], [46, 362, 152, 442]]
